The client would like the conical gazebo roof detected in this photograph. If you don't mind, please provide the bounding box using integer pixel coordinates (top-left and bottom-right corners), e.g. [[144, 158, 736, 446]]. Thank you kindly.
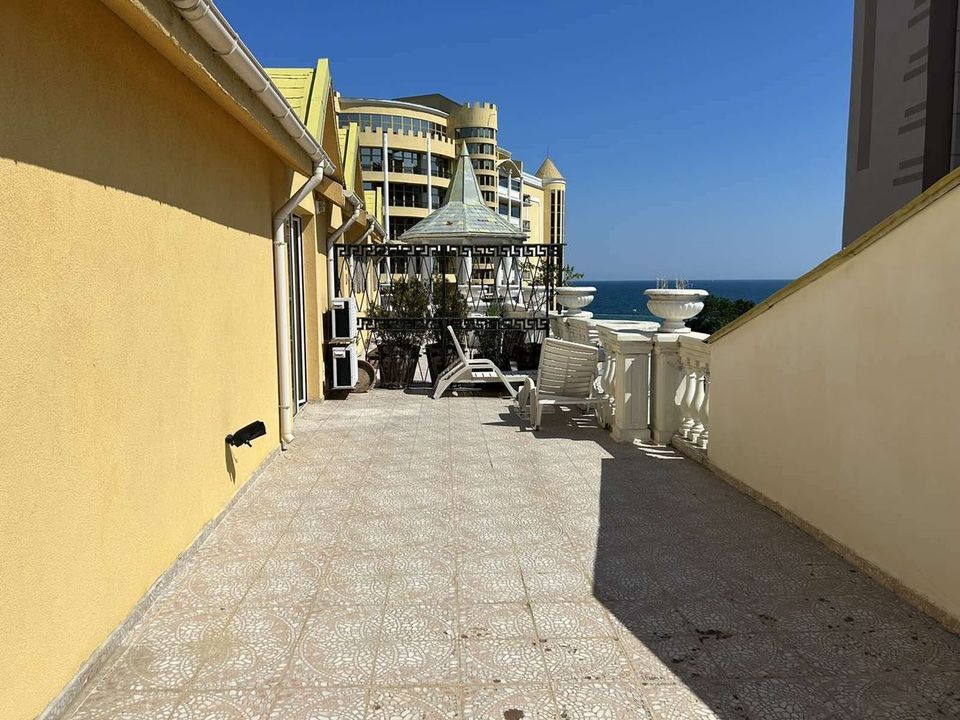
[[399, 143, 525, 245]]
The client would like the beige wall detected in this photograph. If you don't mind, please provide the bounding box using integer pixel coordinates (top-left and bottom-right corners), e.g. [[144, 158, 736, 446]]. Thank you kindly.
[[708, 178, 960, 622], [0, 1, 297, 716]]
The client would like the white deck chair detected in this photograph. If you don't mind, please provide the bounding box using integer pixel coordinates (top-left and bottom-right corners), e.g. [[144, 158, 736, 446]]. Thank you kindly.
[[432, 325, 529, 399], [517, 337, 602, 429]]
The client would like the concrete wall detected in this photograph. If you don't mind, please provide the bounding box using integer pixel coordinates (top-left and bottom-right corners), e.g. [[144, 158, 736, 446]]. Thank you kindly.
[[709, 174, 960, 623], [0, 1, 295, 715]]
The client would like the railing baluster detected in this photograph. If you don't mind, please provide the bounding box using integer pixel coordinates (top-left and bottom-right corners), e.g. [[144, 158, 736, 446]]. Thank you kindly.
[[678, 357, 697, 440], [697, 367, 710, 449]]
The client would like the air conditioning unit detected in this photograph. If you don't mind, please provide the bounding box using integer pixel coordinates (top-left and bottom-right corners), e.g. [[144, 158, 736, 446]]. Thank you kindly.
[[330, 297, 358, 341], [330, 344, 358, 390]]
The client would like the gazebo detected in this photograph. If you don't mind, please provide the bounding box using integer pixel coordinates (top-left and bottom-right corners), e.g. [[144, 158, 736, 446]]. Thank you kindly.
[[400, 143, 526, 296]]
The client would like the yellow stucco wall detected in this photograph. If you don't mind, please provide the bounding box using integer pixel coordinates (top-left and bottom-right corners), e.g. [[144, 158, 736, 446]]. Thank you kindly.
[[0, 1, 296, 716], [708, 177, 960, 623]]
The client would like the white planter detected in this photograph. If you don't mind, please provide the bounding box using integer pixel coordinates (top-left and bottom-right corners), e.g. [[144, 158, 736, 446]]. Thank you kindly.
[[556, 286, 596, 318], [644, 288, 708, 333]]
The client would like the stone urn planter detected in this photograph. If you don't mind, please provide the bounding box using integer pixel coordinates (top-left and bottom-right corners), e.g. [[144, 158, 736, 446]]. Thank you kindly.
[[556, 286, 596, 318], [644, 288, 708, 333]]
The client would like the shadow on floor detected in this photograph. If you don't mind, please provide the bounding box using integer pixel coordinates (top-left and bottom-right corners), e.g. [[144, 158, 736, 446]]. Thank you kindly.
[[500, 407, 960, 719]]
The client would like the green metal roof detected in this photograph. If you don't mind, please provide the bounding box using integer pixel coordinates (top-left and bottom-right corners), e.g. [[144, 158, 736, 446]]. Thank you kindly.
[[400, 144, 525, 244]]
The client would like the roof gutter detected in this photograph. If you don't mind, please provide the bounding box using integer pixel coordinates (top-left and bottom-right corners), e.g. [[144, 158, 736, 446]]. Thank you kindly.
[[169, 0, 334, 171]]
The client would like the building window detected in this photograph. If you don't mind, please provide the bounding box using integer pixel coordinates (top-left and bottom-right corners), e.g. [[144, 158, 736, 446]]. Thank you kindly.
[[388, 183, 428, 208], [498, 200, 520, 218], [431, 156, 451, 179], [482, 191, 496, 203], [477, 174, 496, 186], [455, 127, 496, 140], [466, 142, 495, 156], [389, 216, 421, 241], [339, 112, 448, 140], [388, 149, 426, 175], [471, 159, 495, 171], [431, 186, 445, 208], [360, 146, 382, 171]]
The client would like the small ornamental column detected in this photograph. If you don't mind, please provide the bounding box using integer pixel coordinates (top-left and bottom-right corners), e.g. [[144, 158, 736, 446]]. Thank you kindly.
[[650, 334, 684, 444], [597, 326, 652, 444]]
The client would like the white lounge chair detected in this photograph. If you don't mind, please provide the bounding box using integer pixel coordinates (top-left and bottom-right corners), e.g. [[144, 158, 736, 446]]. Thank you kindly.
[[517, 337, 602, 429], [432, 325, 529, 399]]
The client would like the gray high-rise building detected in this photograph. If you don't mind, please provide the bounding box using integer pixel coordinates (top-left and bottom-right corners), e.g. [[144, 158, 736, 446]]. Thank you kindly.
[[843, 0, 960, 246]]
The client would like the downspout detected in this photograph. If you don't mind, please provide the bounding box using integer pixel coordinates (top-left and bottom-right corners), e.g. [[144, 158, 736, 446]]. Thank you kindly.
[[325, 192, 364, 303], [273, 162, 327, 448]]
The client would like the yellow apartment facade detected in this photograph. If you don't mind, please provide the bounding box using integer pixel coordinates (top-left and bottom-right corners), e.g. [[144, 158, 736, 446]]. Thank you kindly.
[[334, 93, 567, 246], [0, 0, 381, 716]]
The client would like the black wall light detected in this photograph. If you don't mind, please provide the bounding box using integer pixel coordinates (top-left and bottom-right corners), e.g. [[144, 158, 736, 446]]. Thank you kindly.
[[225, 420, 267, 448]]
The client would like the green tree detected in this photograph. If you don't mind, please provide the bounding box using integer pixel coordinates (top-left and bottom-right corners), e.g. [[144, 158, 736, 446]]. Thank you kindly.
[[688, 296, 756, 335]]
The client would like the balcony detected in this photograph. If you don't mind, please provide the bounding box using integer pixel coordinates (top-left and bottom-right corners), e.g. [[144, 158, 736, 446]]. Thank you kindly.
[[57, 383, 960, 718]]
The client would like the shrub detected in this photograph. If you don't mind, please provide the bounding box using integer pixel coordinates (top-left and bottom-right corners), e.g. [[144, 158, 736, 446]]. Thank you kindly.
[[688, 295, 756, 335]]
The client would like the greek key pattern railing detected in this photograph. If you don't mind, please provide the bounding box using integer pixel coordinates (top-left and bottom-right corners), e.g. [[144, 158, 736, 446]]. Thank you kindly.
[[332, 242, 563, 384]]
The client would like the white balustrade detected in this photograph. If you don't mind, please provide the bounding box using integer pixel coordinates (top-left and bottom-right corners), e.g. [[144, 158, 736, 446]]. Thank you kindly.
[[674, 335, 711, 453], [596, 325, 652, 444]]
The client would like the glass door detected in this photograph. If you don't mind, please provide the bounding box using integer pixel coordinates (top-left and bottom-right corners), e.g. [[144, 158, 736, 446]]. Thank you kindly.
[[287, 215, 308, 412]]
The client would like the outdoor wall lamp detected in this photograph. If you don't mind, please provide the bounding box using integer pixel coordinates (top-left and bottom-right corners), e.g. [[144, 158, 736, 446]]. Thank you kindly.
[[225, 421, 267, 448]]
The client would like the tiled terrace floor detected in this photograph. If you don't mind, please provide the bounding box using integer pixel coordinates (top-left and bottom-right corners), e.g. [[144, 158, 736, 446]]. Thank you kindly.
[[64, 391, 960, 719]]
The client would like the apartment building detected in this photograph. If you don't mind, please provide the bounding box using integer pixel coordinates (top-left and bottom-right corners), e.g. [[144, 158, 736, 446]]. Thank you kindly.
[[336, 93, 566, 245], [843, 0, 960, 245]]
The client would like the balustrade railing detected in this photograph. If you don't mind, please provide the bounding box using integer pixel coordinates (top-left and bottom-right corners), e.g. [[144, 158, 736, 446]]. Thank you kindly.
[[550, 313, 711, 456], [675, 335, 711, 453]]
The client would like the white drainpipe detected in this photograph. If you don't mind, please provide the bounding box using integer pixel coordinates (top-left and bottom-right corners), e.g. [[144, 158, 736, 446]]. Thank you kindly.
[[273, 163, 328, 448]]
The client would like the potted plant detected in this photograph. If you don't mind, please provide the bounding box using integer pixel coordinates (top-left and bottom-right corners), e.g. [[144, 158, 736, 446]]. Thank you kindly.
[[475, 301, 514, 371], [369, 277, 431, 388], [426, 277, 469, 384], [537, 262, 595, 317], [643, 278, 709, 333]]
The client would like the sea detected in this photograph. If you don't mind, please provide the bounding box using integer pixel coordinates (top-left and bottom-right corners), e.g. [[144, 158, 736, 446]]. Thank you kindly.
[[576, 280, 792, 322]]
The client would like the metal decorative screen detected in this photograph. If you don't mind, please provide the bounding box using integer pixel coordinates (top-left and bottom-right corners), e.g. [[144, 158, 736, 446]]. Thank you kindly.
[[332, 242, 564, 386]]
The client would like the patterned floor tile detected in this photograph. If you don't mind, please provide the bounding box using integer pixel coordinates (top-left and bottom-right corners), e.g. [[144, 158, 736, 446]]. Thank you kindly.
[[462, 685, 557, 720], [374, 640, 460, 685], [605, 601, 692, 643], [286, 639, 378, 687], [99, 606, 229, 690], [243, 554, 325, 606], [301, 605, 384, 644], [367, 687, 461, 719], [267, 687, 367, 720], [388, 573, 457, 604], [531, 601, 616, 639], [459, 603, 537, 640], [381, 603, 458, 642], [170, 690, 275, 720], [541, 638, 634, 683], [640, 683, 724, 720], [63, 395, 960, 718], [192, 606, 305, 689], [66, 690, 178, 720], [553, 683, 651, 719], [833, 672, 960, 719], [459, 570, 527, 603], [461, 638, 549, 684]]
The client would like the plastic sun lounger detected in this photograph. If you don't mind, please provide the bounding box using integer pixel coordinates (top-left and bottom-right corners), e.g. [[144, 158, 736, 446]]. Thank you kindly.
[[432, 325, 529, 399], [516, 337, 603, 430]]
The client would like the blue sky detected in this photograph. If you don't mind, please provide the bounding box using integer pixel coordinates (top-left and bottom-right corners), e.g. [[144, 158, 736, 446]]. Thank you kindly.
[[219, 0, 854, 280]]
